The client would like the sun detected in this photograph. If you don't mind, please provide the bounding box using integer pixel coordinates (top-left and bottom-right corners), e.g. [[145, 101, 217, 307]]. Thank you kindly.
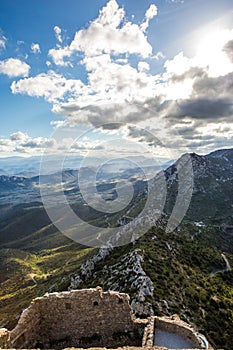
[[193, 26, 233, 77]]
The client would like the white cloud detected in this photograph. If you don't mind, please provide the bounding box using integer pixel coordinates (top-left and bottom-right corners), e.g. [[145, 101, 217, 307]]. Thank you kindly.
[[146, 4, 158, 19], [10, 131, 29, 141], [0, 139, 11, 146], [70, 5, 153, 57], [154, 28, 233, 102], [168, 0, 184, 3], [51, 55, 157, 119], [138, 61, 150, 72], [9, 2, 233, 156], [49, 0, 155, 66], [22, 137, 56, 149], [165, 29, 233, 78], [49, 46, 72, 66], [194, 28, 233, 77], [31, 43, 41, 54], [54, 25, 62, 43], [0, 131, 57, 155], [0, 58, 30, 77], [14, 25, 233, 137], [0, 34, 6, 49], [164, 52, 192, 76], [141, 4, 158, 32], [0, 131, 110, 156], [11, 70, 84, 102], [13, 19, 233, 120], [153, 51, 165, 60], [12, 52, 157, 114]]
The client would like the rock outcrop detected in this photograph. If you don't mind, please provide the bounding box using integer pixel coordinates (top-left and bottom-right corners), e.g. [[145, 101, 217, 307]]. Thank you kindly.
[[70, 249, 154, 317]]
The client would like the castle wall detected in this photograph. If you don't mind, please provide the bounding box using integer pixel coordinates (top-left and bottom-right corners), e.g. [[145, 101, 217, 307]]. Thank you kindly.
[[142, 317, 154, 347], [0, 288, 213, 350], [9, 302, 41, 348], [0, 328, 10, 348], [154, 316, 206, 349], [9, 288, 146, 349]]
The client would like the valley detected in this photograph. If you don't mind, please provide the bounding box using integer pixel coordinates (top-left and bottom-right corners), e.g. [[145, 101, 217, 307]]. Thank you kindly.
[[0, 149, 233, 349]]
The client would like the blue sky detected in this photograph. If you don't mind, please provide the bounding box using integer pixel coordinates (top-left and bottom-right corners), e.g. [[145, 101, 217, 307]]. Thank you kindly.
[[0, 0, 233, 158]]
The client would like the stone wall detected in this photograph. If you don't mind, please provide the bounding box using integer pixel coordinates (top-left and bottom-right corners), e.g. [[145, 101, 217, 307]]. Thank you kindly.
[[0, 328, 10, 348], [8, 287, 147, 349], [154, 315, 212, 349], [142, 317, 155, 347], [141, 315, 213, 349], [0, 288, 214, 350], [9, 302, 41, 348]]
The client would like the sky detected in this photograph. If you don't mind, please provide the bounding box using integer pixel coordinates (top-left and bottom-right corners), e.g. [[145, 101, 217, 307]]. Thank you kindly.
[[0, 0, 233, 159]]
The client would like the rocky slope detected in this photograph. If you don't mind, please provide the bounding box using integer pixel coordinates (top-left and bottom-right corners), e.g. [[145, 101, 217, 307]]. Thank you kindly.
[[162, 148, 233, 224], [0, 148, 233, 349], [66, 223, 233, 349]]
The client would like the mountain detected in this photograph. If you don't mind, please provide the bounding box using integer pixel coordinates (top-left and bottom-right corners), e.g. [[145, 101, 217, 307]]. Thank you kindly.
[[0, 155, 170, 177], [68, 223, 233, 350], [0, 155, 84, 177], [164, 149, 233, 224], [206, 148, 233, 161], [0, 175, 32, 191], [0, 148, 232, 349], [0, 156, 42, 177]]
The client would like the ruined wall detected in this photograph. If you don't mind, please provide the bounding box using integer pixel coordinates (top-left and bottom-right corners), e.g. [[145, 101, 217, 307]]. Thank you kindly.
[[9, 301, 42, 348], [154, 316, 209, 349], [0, 288, 214, 350], [9, 287, 146, 349], [142, 316, 154, 347], [0, 328, 10, 348]]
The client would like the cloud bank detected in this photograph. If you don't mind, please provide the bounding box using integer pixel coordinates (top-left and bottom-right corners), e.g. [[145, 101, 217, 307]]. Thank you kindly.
[[4, 1, 233, 155]]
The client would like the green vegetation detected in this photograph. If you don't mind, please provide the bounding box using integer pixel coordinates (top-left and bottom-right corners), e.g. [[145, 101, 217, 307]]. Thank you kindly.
[[0, 203, 233, 349], [0, 244, 94, 329], [75, 223, 233, 350], [0, 150, 233, 349], [0, 203, 95, 329], [139, 225, 233, 349]]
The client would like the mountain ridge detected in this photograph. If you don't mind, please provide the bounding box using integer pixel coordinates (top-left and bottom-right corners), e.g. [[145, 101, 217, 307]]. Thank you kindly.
[[0, 147, 232, 349]]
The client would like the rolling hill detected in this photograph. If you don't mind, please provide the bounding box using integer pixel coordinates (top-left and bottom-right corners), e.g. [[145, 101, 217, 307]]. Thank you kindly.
[[0, 148, 232, 349]]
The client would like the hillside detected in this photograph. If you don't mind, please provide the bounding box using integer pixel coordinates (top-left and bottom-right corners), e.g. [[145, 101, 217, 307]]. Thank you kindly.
[[0, 148, 232, 349], [164, 149, 233, 224], [69, 223, 233, 349]]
